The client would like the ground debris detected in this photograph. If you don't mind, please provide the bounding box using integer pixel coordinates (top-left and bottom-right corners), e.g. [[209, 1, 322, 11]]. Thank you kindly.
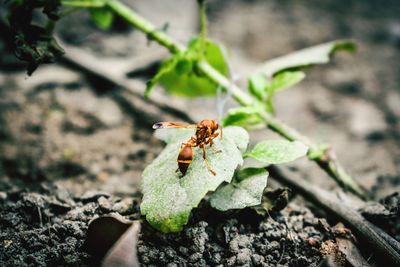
[[360, 192, 400, 242], [138, 202, 334, 266], [0, 184, 139, 266]]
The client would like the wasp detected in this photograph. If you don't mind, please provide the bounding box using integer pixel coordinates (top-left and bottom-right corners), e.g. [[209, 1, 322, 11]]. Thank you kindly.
[[152, 119, 222, 176]]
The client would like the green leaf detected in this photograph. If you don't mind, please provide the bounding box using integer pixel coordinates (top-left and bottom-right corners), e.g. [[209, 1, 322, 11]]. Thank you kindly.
[[159, 38, 228, 97], [222, 105, 265, 129], [247, 72, 304, 114], [141, 126, 249, 233], [245, 140, 308, 164], [89, 7, 114, 29], [220, 126, 249, 154], [210, 168, 268, 211], [270, 71, 305, 92], [175, 58, 193, 75], [255, 40, 356, 77], [145, 57, 177, 97], [248, 74, 268, 101]]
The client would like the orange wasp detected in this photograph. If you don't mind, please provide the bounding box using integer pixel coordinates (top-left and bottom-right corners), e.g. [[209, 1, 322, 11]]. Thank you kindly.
[[152, 119, 222, 176]]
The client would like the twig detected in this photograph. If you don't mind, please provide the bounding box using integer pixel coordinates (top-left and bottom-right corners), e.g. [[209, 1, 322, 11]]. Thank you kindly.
[[368, 223, 400, 254], [267, 166, 400, 266], [105, 0, 365, 198]]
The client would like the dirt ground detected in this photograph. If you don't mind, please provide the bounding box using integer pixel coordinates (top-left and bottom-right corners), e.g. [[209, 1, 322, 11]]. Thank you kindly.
[[1, 0, 400, 266]]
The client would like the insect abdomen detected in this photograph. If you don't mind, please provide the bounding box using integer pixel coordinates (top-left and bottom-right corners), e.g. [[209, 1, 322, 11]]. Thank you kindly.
[[177, 145, 193, 176]]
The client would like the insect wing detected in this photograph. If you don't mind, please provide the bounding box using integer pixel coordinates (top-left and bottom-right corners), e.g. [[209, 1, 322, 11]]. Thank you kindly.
[[152, 122, 196, 129]]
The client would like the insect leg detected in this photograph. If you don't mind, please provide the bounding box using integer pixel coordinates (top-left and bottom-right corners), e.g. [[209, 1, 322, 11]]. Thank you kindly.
[[206, 134, 222, 153], [201, 145, 216, 176]]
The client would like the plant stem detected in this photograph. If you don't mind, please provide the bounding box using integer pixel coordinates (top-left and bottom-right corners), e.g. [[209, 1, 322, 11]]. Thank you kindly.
[[106, 0, 365, 198], [61, 0, 106, 8]]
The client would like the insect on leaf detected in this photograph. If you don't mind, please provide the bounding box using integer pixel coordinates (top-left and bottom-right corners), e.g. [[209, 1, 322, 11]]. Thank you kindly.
[[245, 140, 308, 165], [210, 168, 268, 211], [141, 127, 249, 233]]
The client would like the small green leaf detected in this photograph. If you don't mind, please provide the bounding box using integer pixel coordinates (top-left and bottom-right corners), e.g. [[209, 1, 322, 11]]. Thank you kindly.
[[270, 71, 305, 92], [248, 74, 268, 101], [141, 126, 249, 233], [255, 40, 356, 77], [245, 140, 308, 164], [89, 7, 114, 30], [222, 105, 264, 129], [159, 38, 228, 97], [210, 168, 268, 211], [145, 57, 177, 97]]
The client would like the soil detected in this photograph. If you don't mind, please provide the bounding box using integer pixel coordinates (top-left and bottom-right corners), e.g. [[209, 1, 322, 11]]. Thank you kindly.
[[1, 0, 400, 266], [0, 183, 334, 266], [0, 183, 140, 266], [138, 202, 335, 267]]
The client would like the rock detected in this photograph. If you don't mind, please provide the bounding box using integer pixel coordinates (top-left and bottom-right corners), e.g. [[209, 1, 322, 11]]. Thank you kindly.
[[269, 240, 281, 251], [226, 256, 237, 266], [0, 192, 7, 200], [236, 248, 252, 265], [98, 196, 112, 211], [184, 221, 209, 253], [112, 198, 133, 214], [251, 254, 265, 265], [80, 191, 110, 203], [188, 252, 202, 263], [229, 235, 252, 252]]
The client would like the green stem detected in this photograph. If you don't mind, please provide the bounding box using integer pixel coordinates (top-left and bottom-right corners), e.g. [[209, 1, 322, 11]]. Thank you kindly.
[[61, 0, 106, 8], [105, 0, 365, 199]]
